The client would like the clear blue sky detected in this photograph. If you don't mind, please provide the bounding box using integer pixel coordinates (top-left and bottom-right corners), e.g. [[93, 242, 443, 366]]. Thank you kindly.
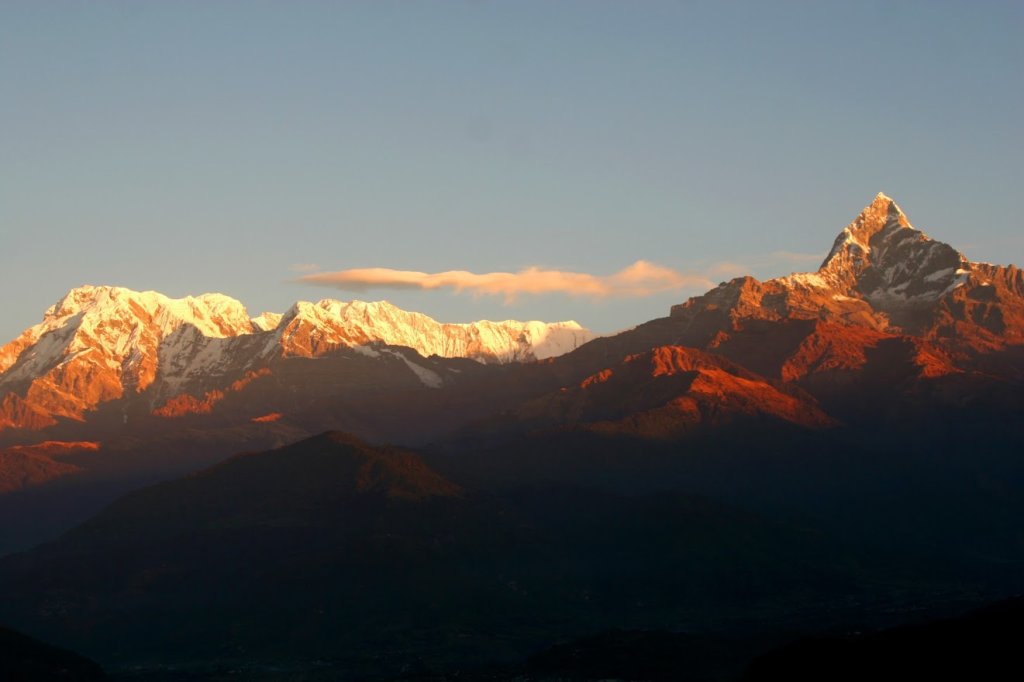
[[2, 1, 1021, 342]]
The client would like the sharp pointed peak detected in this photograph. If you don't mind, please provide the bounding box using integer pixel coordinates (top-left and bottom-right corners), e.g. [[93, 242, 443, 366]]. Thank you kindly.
[[817, 194, 915, 269], [865, 191, 906, 216], [870, 192, 897, 214], [848, 192, 912, 232]]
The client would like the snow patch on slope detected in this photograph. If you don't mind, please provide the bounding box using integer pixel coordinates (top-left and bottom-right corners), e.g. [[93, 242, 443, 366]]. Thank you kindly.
[[380, 349, 443, 388]]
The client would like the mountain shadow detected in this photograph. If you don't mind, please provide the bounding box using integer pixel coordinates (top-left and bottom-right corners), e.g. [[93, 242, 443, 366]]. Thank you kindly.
[[0, 432, 853, 678], [742, 597, 1024, 682], [0, 624, 106, 681]]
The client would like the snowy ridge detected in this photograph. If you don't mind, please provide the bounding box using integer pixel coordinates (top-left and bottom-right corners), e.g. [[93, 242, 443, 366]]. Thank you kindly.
[[45, 285, 254, 339], [273, 299, 594, 364], [0, 286, 597, 430]]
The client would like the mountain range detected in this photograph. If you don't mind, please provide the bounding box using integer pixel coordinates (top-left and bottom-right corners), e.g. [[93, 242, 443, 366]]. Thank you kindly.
[[2, 193, 1022, 538], [3, 194, 1019, 444], [0, 289, 594, 432], [1, 193, 1022, 679]]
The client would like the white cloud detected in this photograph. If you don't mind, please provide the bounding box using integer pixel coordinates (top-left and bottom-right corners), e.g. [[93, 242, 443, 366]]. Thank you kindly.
[[297, 261, 715, 302]]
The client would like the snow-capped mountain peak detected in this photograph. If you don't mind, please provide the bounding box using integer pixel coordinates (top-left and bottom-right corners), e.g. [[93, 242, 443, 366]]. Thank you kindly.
[[812, 193, 968, 307], [820, 192, 910, 268], [671, 193, 1020, 341], [0, 287, 259, 429]]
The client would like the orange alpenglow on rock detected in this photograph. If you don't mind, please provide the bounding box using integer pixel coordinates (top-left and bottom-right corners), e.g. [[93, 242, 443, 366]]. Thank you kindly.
[[0, 440, 101, 494]]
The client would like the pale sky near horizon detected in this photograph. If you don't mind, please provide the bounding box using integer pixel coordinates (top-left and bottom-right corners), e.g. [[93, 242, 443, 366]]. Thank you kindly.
[[2, 1, 1022, 342]]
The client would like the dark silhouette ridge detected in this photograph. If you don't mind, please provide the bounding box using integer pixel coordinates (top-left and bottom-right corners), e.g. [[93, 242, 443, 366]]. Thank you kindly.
[[0, 432, 853, 676], [0, 624, 106, 681], [742, 597, 1024, 682]]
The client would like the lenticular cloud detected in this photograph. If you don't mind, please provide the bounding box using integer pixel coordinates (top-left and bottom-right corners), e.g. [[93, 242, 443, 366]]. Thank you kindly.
[[297, 261, 713, 301]]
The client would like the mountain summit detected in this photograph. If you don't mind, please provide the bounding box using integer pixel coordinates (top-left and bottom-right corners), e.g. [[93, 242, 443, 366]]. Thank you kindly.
[[672, 193, 1023, 347], [815, 192, 969, 313], [821, 192, 911, 268]]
